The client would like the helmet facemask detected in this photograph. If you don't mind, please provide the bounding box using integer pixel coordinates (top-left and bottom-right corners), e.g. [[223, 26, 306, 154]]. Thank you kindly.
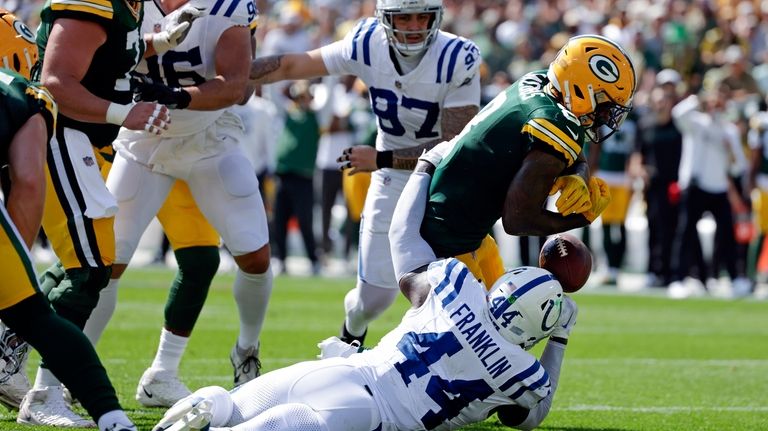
[[583, 98, 632, 144], [377, 3, 443, 56]]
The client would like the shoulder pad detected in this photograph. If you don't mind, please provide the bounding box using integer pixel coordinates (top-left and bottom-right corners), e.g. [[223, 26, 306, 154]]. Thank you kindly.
[[435, 35, 481, 86], [208, 0, 258, 27], [50, 0, 116, 20], [346, 17, 380, 66], [524, 106, 584, 166]]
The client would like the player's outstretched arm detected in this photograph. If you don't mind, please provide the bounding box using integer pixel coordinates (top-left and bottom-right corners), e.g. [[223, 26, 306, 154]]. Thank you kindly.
[[390, 161, 437, 308], [494, 296, 577, 430], [249, 49, 328, 84]]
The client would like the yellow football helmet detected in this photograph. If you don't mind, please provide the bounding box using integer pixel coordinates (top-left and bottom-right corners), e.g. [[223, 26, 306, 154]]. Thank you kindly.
[[547, 34, 636, 143], [0, 9, 37, 80]]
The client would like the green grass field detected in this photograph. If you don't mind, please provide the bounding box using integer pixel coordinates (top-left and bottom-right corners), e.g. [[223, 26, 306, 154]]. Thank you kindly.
[[1, 267, 766, 430]]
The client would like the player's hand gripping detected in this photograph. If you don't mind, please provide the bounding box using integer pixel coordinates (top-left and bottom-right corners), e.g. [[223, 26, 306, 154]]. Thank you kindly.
[[550, 295, 578, 342], [337, 146, 377, 175], [549, 174, 592, 215], [122, 103, 170, 135], [132, 75, 192, 109], [150, 5, 206, 54], [582, 176, 611, 222]]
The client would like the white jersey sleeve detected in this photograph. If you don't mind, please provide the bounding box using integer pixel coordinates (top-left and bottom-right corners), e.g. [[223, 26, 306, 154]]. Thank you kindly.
[[439, 36, 481, 108], [320, 18, 379, 77]]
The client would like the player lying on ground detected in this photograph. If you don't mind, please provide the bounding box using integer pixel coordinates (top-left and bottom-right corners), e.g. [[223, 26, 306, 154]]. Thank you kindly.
[[151, 158, 578, 431]]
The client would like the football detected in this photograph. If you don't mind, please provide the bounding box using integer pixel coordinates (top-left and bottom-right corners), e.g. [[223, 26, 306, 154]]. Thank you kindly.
[[538, 233, 592, 293]]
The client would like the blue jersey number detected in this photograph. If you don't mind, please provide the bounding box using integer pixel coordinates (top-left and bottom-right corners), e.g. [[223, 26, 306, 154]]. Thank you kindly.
[[368, 87, 440, 139], [394, 331, 494, 429], [145, 47, 205, 87]]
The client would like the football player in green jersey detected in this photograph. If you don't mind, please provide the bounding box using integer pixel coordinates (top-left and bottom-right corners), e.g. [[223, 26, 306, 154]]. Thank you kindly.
[[0, 9, 137, 431], [411, 35, 636, 286], [16, 0, 202, 425]]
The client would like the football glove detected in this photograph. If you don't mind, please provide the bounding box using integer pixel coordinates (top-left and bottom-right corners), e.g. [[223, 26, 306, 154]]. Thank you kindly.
[[150, 5, 206, 54], [549, 174, 592, 215], [550, 295, 578, 341], [582, 176, 611, 222], [317, 336, 362, 359], [132, 75, 191, 109]]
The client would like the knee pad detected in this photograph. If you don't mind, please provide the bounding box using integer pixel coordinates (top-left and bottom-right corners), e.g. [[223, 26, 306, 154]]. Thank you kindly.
[[47, 266, 112, 327], [251, 404, 328, 431]]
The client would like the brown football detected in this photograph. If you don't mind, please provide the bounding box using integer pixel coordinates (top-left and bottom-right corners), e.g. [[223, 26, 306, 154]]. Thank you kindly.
[[538, 233, 592, 293]]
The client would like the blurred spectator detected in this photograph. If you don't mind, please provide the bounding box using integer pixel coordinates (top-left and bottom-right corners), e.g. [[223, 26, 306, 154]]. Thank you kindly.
[[229, 85, 280, 214], [668, 84, 750, 298], [272, 81, 322, 276], [314, 75, 357, 262], [633, 76, 684, 288], [590, 113, 638, 285]]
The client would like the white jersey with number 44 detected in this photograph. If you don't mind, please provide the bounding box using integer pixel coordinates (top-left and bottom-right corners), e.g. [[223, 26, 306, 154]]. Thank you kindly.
[[348, 258, 551, 430]]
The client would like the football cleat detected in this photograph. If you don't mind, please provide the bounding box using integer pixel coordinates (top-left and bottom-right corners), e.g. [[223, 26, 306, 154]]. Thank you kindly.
[[17, 386, 96, 428], [153, 395, 212, 431], [229, 344, 260, 387], [136, 368, 192, 408], [0, 369, 31, 410]]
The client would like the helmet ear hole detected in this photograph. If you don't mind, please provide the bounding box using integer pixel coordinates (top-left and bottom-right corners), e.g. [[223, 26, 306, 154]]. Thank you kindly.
[[573, 85, 585, 99]]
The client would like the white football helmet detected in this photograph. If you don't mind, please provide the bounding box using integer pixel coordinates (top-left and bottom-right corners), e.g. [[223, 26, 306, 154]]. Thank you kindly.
[[376, 0, 443, 56], [487, 267, 563, 350]]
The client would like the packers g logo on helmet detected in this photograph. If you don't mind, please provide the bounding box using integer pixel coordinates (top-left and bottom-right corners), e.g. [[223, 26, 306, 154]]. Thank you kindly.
[[0, 8, 38, 80], [547, 34, 637, 144]]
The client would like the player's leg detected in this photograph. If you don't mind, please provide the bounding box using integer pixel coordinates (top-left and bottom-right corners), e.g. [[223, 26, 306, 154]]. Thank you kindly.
[[0, 205, 135, 430], [135, 180, 221, 407], [83, 151, 175, 345], [341, 172, 405, 345], [184, 149, 273, 387], [225, 361, 379, 431], [27, 132, 117, 423]]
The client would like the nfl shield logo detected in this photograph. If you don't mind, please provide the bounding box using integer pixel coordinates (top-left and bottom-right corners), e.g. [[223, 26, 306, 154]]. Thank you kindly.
[[83, 156, 95, 167]]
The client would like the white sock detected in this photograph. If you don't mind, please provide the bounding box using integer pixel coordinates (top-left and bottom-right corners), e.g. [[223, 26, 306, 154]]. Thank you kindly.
[[233, 268, 272, 349], [84, 278, 120, 345], [32, 366, 61, 390], [97, 409, 134, 431], [150, 328, 189, 372]]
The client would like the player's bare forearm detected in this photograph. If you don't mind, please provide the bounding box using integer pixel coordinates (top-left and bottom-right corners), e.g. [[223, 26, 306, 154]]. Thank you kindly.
[[249, 55, 283, 83], [390, 105, 478, 170], [502, 150, 591, 236], [249, 50, 328, 84], [563, 153, 590, 182]]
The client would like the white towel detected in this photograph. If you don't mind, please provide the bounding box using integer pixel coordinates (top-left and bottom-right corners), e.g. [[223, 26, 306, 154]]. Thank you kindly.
[[64, 128, 118, 218]]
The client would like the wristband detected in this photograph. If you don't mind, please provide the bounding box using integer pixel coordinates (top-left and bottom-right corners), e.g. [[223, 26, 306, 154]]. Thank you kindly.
[[106, 102, 133, 125], [376, 150, 393, 169], [549, 336, 568, 346]]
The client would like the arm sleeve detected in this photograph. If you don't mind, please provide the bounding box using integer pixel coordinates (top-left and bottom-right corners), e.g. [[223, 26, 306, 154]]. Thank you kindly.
[[389, 171, 437, 281], [513, 340, 566, 430]]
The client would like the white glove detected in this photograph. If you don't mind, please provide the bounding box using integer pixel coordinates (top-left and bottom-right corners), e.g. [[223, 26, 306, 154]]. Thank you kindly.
[[151, 5, 206, 54], [317, 336, 361, 359], [550, 295, 578, 341]]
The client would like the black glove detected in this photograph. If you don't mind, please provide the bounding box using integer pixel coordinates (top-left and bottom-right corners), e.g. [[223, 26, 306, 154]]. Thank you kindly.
[[131, 75, 192, 109]]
